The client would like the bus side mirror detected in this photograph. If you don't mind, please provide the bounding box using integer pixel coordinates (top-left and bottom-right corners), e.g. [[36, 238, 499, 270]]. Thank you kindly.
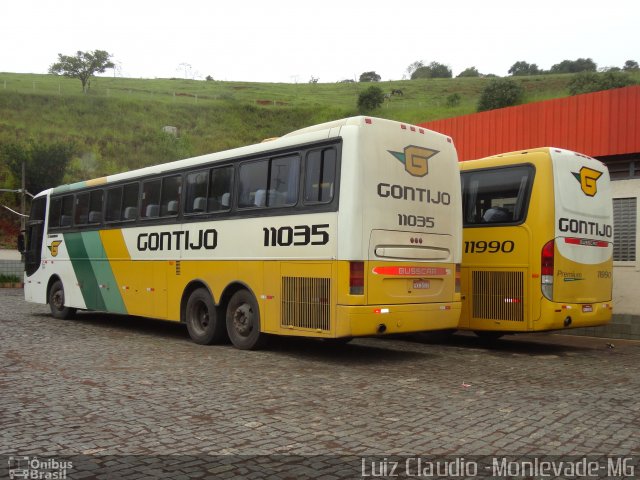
[[17, 233, 25, 254]]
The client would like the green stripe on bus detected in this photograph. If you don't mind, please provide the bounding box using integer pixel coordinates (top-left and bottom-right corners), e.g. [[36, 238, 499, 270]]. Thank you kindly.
[[80, 231, 127, 314], [51, 181, 88, 195], [64, 232, 107, 311]]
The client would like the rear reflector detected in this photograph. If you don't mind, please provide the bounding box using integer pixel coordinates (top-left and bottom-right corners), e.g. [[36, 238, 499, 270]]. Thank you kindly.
[[541, 240, 554, 300], [350, 261, 364, 295]]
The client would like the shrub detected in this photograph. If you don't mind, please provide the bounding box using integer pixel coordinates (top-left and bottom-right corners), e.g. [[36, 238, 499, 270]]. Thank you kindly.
[[446, 93, 461, 107], [357, 86, 385, 113], [568, 71, 636, 95], [477, 78, 524, 112]]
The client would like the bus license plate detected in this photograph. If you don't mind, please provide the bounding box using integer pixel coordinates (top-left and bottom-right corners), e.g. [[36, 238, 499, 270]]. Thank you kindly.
[[413, 280, 430, 290], [582, 305, 593, 313]]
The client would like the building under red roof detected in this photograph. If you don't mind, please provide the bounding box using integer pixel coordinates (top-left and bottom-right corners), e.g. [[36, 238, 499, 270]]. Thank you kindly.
[[419, 85, 640, 164]]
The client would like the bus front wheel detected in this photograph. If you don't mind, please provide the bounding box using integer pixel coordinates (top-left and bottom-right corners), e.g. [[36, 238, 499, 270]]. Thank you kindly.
[[226, 290, 266, 350], [48, 280, 76, 320], [185, 288, 226, 345]]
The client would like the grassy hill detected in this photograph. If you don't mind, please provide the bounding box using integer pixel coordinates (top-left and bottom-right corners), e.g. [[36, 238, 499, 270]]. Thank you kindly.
[[0, 71, 584, 173], [0, 70, 637, 247]]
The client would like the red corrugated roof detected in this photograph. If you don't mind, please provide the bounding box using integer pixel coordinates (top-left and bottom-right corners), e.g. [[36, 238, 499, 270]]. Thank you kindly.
[[419, 85, 640, 161]]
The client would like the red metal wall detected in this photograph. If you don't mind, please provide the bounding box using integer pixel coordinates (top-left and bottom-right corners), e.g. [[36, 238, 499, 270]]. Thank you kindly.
[[419, 85, 640, 161]]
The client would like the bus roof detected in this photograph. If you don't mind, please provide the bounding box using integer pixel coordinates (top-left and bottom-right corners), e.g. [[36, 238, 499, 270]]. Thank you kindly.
[[47, 116, 450, 196]]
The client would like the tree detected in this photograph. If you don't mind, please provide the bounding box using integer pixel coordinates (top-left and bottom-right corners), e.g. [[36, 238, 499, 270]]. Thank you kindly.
[[623, 60, 639, 71], [550, 58, 597, 74], [411, 62, 452, 79], [568, 71, 636, 95], [357, 86, 384, 112], [0, 140, 76, 195], [477, 78, 524, 112], [359, 71, 381, 82], [508, 61, 541, 76], [457, 67, 480, 78], [406, 61, 424, 77], [49, 50, 115, 92]]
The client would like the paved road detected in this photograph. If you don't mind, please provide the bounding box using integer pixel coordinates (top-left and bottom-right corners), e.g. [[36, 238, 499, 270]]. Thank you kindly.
[[1, 289, 638, 479]]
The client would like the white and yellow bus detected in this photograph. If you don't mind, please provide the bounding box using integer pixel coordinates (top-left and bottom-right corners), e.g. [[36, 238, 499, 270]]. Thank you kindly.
[[21, 116, 462, 349], [458, 147, 613, 338]]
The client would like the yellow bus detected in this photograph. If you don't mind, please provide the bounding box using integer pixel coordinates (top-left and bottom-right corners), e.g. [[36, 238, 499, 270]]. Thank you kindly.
[[21, 116, 462, 349], [458, 147, 613, 338]]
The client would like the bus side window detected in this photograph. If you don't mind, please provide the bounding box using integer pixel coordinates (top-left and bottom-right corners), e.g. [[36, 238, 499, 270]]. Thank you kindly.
[[238, 160, 268, 209], [49, 197, 62, 228], [304, 148, 336, 204], [74, 192, 90, 225], [141, 179, 161, 219], [268, 155, 299, 207], [160, 175, 182, 217], [60, 195, 74, 227], [105, 186, 123, 222], [122, 183, 139, 221], [88, 190, 103, 224], [185, 170, 209, 214], [209, 166, 233, 211]]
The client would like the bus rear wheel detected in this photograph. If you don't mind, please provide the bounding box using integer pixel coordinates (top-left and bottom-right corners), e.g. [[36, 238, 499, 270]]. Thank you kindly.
[[226, 290, 266, 350], [48, 280, 76, 320], [185, 288, 226, 345]]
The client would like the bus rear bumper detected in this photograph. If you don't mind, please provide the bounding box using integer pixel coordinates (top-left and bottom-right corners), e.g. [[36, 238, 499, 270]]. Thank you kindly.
[[336, 302, 461, 337], [536, 299, 613, 331]]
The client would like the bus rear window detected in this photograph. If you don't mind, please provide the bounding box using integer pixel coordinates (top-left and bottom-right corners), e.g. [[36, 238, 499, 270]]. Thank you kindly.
[[462, 165, 534, 226]]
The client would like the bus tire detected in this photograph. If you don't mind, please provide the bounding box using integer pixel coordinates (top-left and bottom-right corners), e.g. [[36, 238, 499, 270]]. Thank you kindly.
[[49, 280, 76, 320], [226, 289, 266, 350], [185, 288, 226, 345]]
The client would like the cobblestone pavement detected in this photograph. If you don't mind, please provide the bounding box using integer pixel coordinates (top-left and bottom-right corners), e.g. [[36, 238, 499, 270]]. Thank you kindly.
[[1, 288, 639, 478]]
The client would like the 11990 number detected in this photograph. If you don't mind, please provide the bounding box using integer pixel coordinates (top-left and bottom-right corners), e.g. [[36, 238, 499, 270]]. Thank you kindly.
[[464, 240, 514, 254]]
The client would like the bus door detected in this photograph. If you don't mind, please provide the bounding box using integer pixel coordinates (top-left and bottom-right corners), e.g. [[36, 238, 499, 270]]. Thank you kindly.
[[460, 164, 535, 331], [24, 196, 47, 277]]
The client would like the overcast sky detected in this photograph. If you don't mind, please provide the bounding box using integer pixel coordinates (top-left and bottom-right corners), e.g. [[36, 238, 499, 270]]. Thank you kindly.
[[2, 0, 638, 83]]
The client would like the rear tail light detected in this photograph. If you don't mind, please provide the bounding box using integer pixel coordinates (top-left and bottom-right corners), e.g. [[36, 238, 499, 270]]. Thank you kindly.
[[349, 261, 364, 295], [541, 240, 554, 300], [455, 263, 461, 293]]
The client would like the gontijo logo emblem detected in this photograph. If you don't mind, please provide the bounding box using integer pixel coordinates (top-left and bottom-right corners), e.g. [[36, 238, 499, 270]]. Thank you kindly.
[[388, 146, 439, 177], [48, 240, 62, 257], [572, 167, 602, 197]]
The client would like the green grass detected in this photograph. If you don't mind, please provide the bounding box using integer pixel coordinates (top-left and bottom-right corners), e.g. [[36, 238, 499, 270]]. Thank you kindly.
[[1, 70, 638, 181]]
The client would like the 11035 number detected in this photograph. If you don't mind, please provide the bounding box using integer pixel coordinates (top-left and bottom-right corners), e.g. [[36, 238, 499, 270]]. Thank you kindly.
[[263, 224, 330, 247]]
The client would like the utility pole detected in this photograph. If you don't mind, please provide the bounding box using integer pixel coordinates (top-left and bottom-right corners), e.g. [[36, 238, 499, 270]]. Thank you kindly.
[[21, 161, 26, 232]]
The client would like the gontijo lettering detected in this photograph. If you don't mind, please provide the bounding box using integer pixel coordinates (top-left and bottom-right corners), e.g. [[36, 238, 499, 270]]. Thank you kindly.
[[558, 218, 613, 238], [377, 183, 451, 205], [137, 229, 217, 251]]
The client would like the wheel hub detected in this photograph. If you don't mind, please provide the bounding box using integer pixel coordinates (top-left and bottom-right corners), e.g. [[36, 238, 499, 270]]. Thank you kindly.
[[233, 304, 253, 336]]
